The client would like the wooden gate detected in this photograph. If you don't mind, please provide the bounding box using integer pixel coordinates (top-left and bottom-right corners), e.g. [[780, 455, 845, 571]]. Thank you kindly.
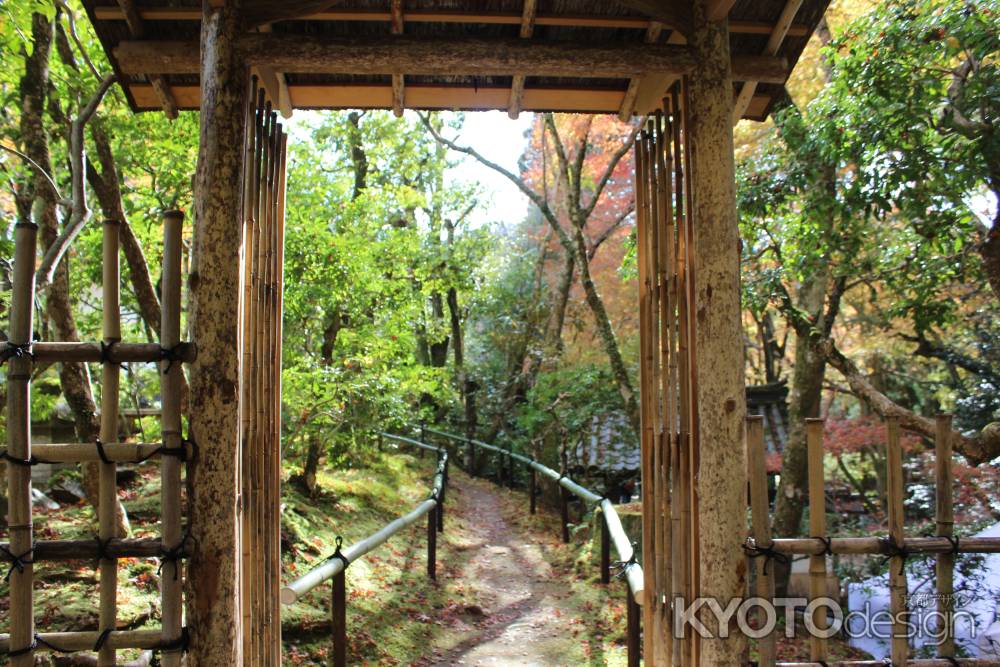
[[239, 79, 288, 666]]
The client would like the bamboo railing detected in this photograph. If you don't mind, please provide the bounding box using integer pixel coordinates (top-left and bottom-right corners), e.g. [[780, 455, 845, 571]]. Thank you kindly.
[[747, 414, 999, 667], [421, 425, 645, 667], [1, 212, 192, 664], [281, 434, 448, 667]]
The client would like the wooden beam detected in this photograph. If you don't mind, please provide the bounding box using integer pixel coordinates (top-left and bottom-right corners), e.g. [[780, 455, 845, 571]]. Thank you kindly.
[[732, 0, 803, 122], [129, 81, 774, 114], [507, 0, 538, 119], [115, 0, 178, 118], [254, 65, 292, 118], [92, 6, 811, 36], [614, 0, 691, 36], [390, 0, 404, 34], [114, 36, 788, 82], [618, 21, 665, 120]]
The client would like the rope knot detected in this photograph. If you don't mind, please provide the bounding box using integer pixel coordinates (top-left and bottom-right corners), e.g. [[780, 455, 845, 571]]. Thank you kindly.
[[742, 537, 790, 576]]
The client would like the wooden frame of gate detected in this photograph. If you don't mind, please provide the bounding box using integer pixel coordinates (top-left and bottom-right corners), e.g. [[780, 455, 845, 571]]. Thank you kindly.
[[8, 0, 833, 663]]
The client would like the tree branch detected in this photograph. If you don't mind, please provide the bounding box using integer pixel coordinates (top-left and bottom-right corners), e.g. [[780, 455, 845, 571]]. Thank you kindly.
[[582, 118, 644, 220], [35, 72, 116, 287]]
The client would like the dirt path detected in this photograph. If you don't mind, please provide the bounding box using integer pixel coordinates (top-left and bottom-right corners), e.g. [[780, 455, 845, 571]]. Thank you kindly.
[[419, 471, 597, 667]]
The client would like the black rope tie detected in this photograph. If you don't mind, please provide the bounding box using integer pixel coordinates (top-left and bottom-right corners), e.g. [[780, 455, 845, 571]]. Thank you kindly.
[[943, 535, 961, 555], [159, 343, 186, 374], [816, 661, 829, 667], [742, 538, 790, 576], [326, 535, 350, 569], [94, 628, 113, 652], [94, 536, 115, 569], [1, 544, 33, 582], [0, 449, 48, 467], [158, 531, 191, 580], [612, 544, 639, 579], [158, 627, 190, 654], [0, 342, 34, 364], [6, 637, 36, 658], [95, 438, 112, 465], [813, 536, 833, 556], [943, 657, 960, 667], [880, 535, 910, 576], [99, 340, 128, 370]]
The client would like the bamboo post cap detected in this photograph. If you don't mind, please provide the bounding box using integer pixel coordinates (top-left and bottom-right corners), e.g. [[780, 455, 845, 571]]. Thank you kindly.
[[102, 219, 122, 226], [161, 210, 185, 221]]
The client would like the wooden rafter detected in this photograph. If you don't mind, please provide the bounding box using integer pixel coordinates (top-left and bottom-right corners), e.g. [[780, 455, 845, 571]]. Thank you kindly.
[[114, 0, 178, 118], [391, 0, 404, 117], [732, 0, 803, 123], [618, 21, 664, 121], [614, 0, 691, 36], [91, 7, 811, 37], [706, 0, 738, 22], [506, 0, 538, 120], [114, 36, 788, 82]]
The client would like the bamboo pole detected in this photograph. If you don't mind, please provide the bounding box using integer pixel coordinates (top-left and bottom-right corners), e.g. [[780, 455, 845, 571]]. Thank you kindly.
[[806, 418, 828, 663], [99, 219, 122, 667], [6, 220, 38, 667], [886, 416, 908, 666], [28, 441, 192, 463], [0, 630, 169, 653], [634, 128, 658, 664], [758, 536, 1000, 555], [935, 414, 955, 659], [0, 341, 195, 363], [160, 210, 184, 667], [0, 537, 173, 560], [747, 416, 775, 667]]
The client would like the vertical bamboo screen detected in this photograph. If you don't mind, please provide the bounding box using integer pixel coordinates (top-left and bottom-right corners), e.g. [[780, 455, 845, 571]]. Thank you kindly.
[[1, 217, 192, 661], [239, 79, 288, 667], [634, 81, 701, 667]]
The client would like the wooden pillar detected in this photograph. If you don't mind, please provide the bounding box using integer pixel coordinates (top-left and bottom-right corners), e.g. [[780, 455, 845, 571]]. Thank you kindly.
[[187, 2, 248, 663], [626, 586, 641, 667], [806, 419, 828, 662], [600, 515, 611, 585], [331, 571, 347, 667], [427, 505, 437, 581], [935, 414, 955, 658], [529, 467, 537, 514], [560, 486, 570, 543], [687, 3, 747, 663]]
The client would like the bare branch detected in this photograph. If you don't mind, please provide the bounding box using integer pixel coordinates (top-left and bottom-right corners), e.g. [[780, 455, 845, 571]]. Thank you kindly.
[[587, 204, 634, 260], [0, 144, 69, 204], [36, 73, 116, 287], [582, 118, 644, 220]]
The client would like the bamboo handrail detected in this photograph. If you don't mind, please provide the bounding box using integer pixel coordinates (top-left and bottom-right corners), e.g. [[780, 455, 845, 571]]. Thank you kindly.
[[0, 537, 177, 560], [418, 426, 645, 604], [280, 446, 447, 605], [0, 630, 171, 653], [28, 441, 194, 463], [752, 536, 1000, 555]]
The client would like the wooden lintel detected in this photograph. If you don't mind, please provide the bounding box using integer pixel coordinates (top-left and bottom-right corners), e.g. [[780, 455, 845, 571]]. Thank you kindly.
[[115, 36, 787, 82], [254, 65, 293, 118], [91, 6, 811, 37], [128, 82, 774, 117], [507, 0, 538, 119]]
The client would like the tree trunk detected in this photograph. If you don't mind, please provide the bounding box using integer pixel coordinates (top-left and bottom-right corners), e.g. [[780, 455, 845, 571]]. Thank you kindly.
[[186, 2, 248, 662], [571, 224, 639, 435], [687, 8, 747, 664]]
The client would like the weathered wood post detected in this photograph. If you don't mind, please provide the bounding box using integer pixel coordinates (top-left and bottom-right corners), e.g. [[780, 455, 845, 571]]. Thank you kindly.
[[187, 2, 248, 662], [626, 587, 641, 667], [687, 1, 747, 662], [507, 444, 515, 488], [331, 571, 347, 667], [427, 504, 438, 581], [560, 486, 570, 544], [807, 418, 828, 662], [529, 466, 537, 515], [600, 515, 611, 585], [886, 416, 908, 665], [437, 451, 446, 534]]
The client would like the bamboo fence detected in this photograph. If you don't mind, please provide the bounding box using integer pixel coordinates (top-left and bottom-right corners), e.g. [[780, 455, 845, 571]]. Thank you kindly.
[[1, 209, 193, 663], [633, 84, 699, 666], [240, 79, 288, 667], [747, 413, 1000, 667]]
